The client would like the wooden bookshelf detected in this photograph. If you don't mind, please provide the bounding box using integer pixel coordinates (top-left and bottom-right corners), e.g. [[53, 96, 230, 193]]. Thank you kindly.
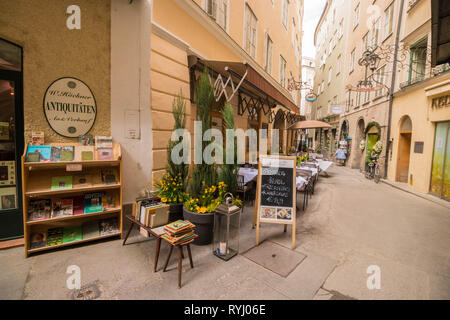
[[22, 143, 123, 257]]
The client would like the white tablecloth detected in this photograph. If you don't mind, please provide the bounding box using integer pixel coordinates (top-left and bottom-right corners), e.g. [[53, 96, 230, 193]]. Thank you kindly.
[[238, 167, 258, 185], [296, 176, 308, 190], [297, 166, 318, 176], [316, 160, 333, 172]]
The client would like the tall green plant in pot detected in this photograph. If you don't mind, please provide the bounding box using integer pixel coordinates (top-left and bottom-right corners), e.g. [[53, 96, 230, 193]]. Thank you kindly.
[[183, 67, 218, 245], [156, 90, 188, 222], [218, 102, 240, 196]]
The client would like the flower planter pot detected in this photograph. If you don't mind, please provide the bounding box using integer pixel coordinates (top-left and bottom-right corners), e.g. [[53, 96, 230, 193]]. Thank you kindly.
[[169, 203, 184, 222], [183, 206, 215, 246]]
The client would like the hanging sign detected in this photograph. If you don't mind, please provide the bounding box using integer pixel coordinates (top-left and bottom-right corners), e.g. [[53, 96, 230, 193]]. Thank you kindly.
[[43, 77, 97, 138], [305, 92, 317, 102], [331, 105, 343, 115], [254, 155, 297, 249]]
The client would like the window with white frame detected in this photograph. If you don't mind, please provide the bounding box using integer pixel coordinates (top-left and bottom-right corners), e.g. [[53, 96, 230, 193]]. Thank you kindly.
[[374, 65, 386, 97], [327, 100, 331, 114], [338, 18, 344, 39], [363, 88, 370, 104], [350, 48, 356, 72], [206, 0, 217, 18], [264, 33, 273, 75], [353, 3, 360, 29], [282, 0, 289, 29], [369, 17, 380, 49], [328, 67, 333, 84], [216, 0, 229, 30], [280, 55, 287, 87], [245, 4, 257, 58], [362, 32, 368, 52], [383, 2, 394, 40], [355, 91, 361, 107]]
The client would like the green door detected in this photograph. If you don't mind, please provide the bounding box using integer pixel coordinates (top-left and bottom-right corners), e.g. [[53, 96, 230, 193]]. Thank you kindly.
[[430, 122, 450, 200], [0, 39, 24, 240], [366, 133, 378, 162]]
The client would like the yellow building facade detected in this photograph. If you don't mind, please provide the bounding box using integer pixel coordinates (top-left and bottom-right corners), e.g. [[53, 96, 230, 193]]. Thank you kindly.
[[387, 0, 450, 200], [150, 0, 304, 183]]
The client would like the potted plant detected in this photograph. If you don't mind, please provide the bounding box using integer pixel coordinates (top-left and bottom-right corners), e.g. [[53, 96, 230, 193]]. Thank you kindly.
[[156, 172, 186, 222], [183, 67, 217, 245], [155, 90, 188, 222], [183, 182, 242, 245]]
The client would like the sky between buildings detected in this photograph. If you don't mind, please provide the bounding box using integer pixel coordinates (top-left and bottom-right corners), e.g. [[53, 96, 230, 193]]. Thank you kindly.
[[303, 0, 327, 58]]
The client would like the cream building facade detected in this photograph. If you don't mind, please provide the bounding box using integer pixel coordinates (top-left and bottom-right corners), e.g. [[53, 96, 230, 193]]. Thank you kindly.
[[387, 0, 450, 200], [150, 0, 305, 183], [338, 0, 402, 176], [312, 0, 351, 158]]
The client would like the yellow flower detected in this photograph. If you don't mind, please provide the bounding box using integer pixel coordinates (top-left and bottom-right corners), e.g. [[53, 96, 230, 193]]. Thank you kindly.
[[161, 197, 167, 203], [198, 207, 207, 214]]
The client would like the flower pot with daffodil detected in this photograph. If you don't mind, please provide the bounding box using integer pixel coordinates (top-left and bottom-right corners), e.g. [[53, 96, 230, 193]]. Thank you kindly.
[[182, 181, 243, 245], [155, 172, 186, 222]]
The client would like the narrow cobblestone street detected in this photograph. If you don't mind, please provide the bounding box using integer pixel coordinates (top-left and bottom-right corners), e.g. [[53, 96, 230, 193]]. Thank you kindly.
[[1, 165, 449, 300]]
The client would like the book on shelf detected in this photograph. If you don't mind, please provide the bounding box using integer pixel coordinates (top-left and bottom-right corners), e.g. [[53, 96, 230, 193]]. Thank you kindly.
[[97, 149, 113, 160], [101, 193, 116, 209], [74, 146, 94, 161], [82, 220, 100, 239], [47, 228, 63, 246], [84, 193, 103, 213], [29, 232, 47, 249], [79, 134, 94, 146], [73, 174, 92, 188], [62, 226, 83, 243], [31, 131, 44, 146], [95, 136, 113, 149], [51, 198, 73, 218], [51, 176, 73, 191], [51, 146, 74, 162], [73, 196, 84, 215], [28, 199, 51, 221], [61, 146, 74, 161], [101, 169, 117, 185], [26, 145, 52, 162], [99, 218, 119, 236]]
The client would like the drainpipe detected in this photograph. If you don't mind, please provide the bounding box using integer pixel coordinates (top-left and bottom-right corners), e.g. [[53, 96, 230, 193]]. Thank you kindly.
[[384, 0, 406, 179]]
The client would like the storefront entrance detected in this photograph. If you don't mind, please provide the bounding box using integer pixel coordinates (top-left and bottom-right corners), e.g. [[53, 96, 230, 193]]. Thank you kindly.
[[396, 116, 412, 183], [0, 39, 24, 240], [430, 121, 450, 200]]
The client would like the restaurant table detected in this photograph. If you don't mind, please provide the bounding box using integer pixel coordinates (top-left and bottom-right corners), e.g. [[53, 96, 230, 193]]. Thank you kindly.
[[316, 160, 333, 176], [238, 167, 258, 185]]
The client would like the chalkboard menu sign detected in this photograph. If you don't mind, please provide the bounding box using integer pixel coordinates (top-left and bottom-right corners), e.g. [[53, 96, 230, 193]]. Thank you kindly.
[[260, 160, 294, 209], [254, 156, 297, 249]]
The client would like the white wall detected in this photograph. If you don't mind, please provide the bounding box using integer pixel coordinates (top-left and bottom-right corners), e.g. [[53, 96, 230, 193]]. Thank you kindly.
[[111, 0, 153, 204]]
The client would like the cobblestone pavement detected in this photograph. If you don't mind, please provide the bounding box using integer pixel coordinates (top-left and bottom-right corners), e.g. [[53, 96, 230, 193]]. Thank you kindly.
[[1, 165, 449, 300]]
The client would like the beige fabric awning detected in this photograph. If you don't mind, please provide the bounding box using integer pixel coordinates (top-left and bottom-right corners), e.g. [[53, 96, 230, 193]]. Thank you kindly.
[[287, 120, 332, 130]]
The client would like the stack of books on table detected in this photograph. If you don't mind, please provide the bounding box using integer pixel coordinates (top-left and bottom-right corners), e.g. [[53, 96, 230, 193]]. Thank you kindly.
[[161, 220, 197, 245]]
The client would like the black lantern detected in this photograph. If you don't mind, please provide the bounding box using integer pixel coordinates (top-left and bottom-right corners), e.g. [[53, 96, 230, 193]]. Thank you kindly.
[[213, 193, 241, 261]]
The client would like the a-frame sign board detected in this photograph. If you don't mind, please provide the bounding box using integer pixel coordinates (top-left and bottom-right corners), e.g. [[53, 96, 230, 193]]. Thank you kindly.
[[254, 155, 297, 249]]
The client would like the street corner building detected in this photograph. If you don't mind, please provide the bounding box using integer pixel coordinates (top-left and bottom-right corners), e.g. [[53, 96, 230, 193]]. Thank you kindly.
[[0, 0, 305, 242]]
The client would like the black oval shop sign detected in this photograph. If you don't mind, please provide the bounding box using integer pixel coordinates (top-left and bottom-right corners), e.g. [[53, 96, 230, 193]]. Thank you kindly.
[[43, 77, 97, 138]]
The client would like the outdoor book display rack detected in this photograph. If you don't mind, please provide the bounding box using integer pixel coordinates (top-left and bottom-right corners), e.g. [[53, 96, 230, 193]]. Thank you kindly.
[[21, 143, 123, 257]]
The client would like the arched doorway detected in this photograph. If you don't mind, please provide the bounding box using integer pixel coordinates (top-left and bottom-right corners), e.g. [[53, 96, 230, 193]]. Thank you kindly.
[[353, 118, 365, 170], [396, 116, 412, 183], [273, 109, 285, 154], [0, 38, 24, 240]]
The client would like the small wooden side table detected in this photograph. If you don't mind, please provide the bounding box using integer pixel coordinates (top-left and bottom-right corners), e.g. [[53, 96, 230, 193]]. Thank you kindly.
[[162, 239, 195, 288], [123, 215, 164, 273]]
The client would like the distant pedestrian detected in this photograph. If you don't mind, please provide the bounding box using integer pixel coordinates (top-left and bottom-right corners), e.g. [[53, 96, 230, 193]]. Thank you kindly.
[[335, 147, 347, 166]]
